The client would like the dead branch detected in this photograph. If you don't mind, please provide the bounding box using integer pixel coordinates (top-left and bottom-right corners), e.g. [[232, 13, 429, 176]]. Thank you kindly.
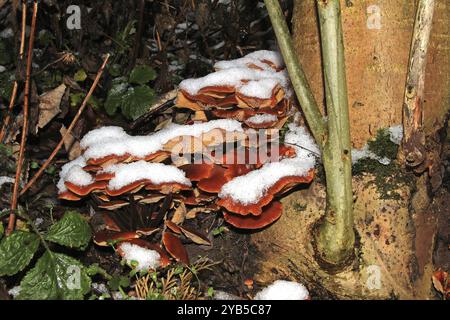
[[400, 0, 435, 168]]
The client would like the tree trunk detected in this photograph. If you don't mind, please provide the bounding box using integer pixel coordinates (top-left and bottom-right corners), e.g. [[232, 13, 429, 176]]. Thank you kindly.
[[251, 0, 449, 299]]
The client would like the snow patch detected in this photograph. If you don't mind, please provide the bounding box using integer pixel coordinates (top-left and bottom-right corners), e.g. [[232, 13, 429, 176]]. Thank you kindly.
[[219, 123, 318, 205], [351, 145, 390, 165], [102, 160, 191, 190], [246, 114, 278, 125], [8, 286, 21, 298], [82, 120, 243, 161], [388, 125, 403, 145], [0, 176, 15, 188], [254, 280, 309, 300], [119, 242, 161, 271], [238, 78, 280, 99]]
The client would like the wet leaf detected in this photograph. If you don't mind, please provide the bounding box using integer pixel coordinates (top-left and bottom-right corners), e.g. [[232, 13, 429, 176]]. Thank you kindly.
[[121, 85, 156, 120], [129, 65, 157, 85], [17, 251, 91, 300], [0, 231, 40, 276], [45, 211, 92, 250], [104, 82, 128, 116]]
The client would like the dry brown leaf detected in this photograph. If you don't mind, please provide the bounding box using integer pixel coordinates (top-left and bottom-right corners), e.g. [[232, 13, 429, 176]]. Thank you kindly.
[[60, 125, 81, 160], [179, 225, 211, 246], [171, 202, 186, 225], [36, 84, 66, 134]]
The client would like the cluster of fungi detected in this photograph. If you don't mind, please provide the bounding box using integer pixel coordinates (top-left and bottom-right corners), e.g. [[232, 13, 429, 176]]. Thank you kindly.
[[57, 51, 316, 268]]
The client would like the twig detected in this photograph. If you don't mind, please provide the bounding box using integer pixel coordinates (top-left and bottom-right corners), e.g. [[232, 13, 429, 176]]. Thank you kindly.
[[19, 53, 110, 196], [0, 82, 18, 143], [0, 1, 27, 143], [7, 1, 38, 236], [400, 0, 435, 167], [263, 0, 327, 149]]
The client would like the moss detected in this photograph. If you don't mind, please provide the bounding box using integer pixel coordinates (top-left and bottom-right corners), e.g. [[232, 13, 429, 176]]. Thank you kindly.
[[293, 202, 308, 212], [367, 128, 398, 160], [352, 128, 415, 200]]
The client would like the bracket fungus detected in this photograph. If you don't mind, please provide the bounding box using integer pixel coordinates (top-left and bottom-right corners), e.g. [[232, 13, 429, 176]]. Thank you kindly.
[[56, 50, 318, 270]]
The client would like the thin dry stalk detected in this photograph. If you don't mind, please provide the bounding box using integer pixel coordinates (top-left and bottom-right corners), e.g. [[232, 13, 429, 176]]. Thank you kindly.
[[7, 1, 38, 235]]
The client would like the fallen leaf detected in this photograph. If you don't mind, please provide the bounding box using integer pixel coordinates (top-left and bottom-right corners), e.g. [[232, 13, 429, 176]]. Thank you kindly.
[[60, 125, 81, 160], [179, 225, 211, 246], [171, 203, 186, 225], [36, 84, 66, 134]]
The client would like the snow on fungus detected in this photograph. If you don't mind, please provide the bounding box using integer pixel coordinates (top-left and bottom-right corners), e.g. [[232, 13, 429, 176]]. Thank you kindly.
[[102, 161, 191, 190], [254, 280, 309, 300], [57, 156, 89, 193], [245, 113, 278, 125], [81, 120, 243, 162], [118, 242, 161, 271], [218, 124, 315, 206]]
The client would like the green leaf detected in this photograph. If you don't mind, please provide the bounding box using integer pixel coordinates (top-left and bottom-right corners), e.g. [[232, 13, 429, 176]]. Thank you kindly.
[[108, 275, 130, 291], [17, 251, 91, 300], [104, 82, 128, 116], [121, 85, 155, 120], [0, 231, 40, 276], [129, 65, 157, 85], [45, 211, 91, 250], [74, 69, 87, 82], [0, 223, 3, 239]]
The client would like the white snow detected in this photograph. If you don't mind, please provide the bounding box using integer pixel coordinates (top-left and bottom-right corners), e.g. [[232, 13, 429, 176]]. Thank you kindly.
[[388, 125, 403, 145], [82, 120, 243, 161], [214, 50, 284, 71], [80, 126, 128, 150], [254, 280, 309, 300], [119, 242, 161, 271], [351, 145, 390, 165], [102, 160, 191, 190], [238, 78, 280, 99], [219, 123, 318, 204], [0, 28, 13, 38], [180, 68, 285, 96], [0, 176, 15, 188], [246, 114, 278, 125], [56, 156, 90, 192], [8, 286, 21, 298], [179, 50, 290, 98]]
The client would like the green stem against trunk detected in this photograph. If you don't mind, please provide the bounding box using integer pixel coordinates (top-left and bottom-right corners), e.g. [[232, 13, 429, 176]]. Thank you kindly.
[[315, 0, 354, 266], [264, 0, 355, 267], [263, 0, 327, 149]]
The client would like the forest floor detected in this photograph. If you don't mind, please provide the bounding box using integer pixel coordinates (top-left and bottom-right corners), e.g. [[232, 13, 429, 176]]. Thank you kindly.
[[0, 1, 448, 300]]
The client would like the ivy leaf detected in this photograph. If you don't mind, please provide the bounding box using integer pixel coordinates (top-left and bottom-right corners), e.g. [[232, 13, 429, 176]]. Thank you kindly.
[[129, 65, 157, 85], [17, 251, 91, 300], [45, 211, 91, 250], [0, 231, 40, 276], [121, 85, 155, 120], [104, 82, 128, 116]]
